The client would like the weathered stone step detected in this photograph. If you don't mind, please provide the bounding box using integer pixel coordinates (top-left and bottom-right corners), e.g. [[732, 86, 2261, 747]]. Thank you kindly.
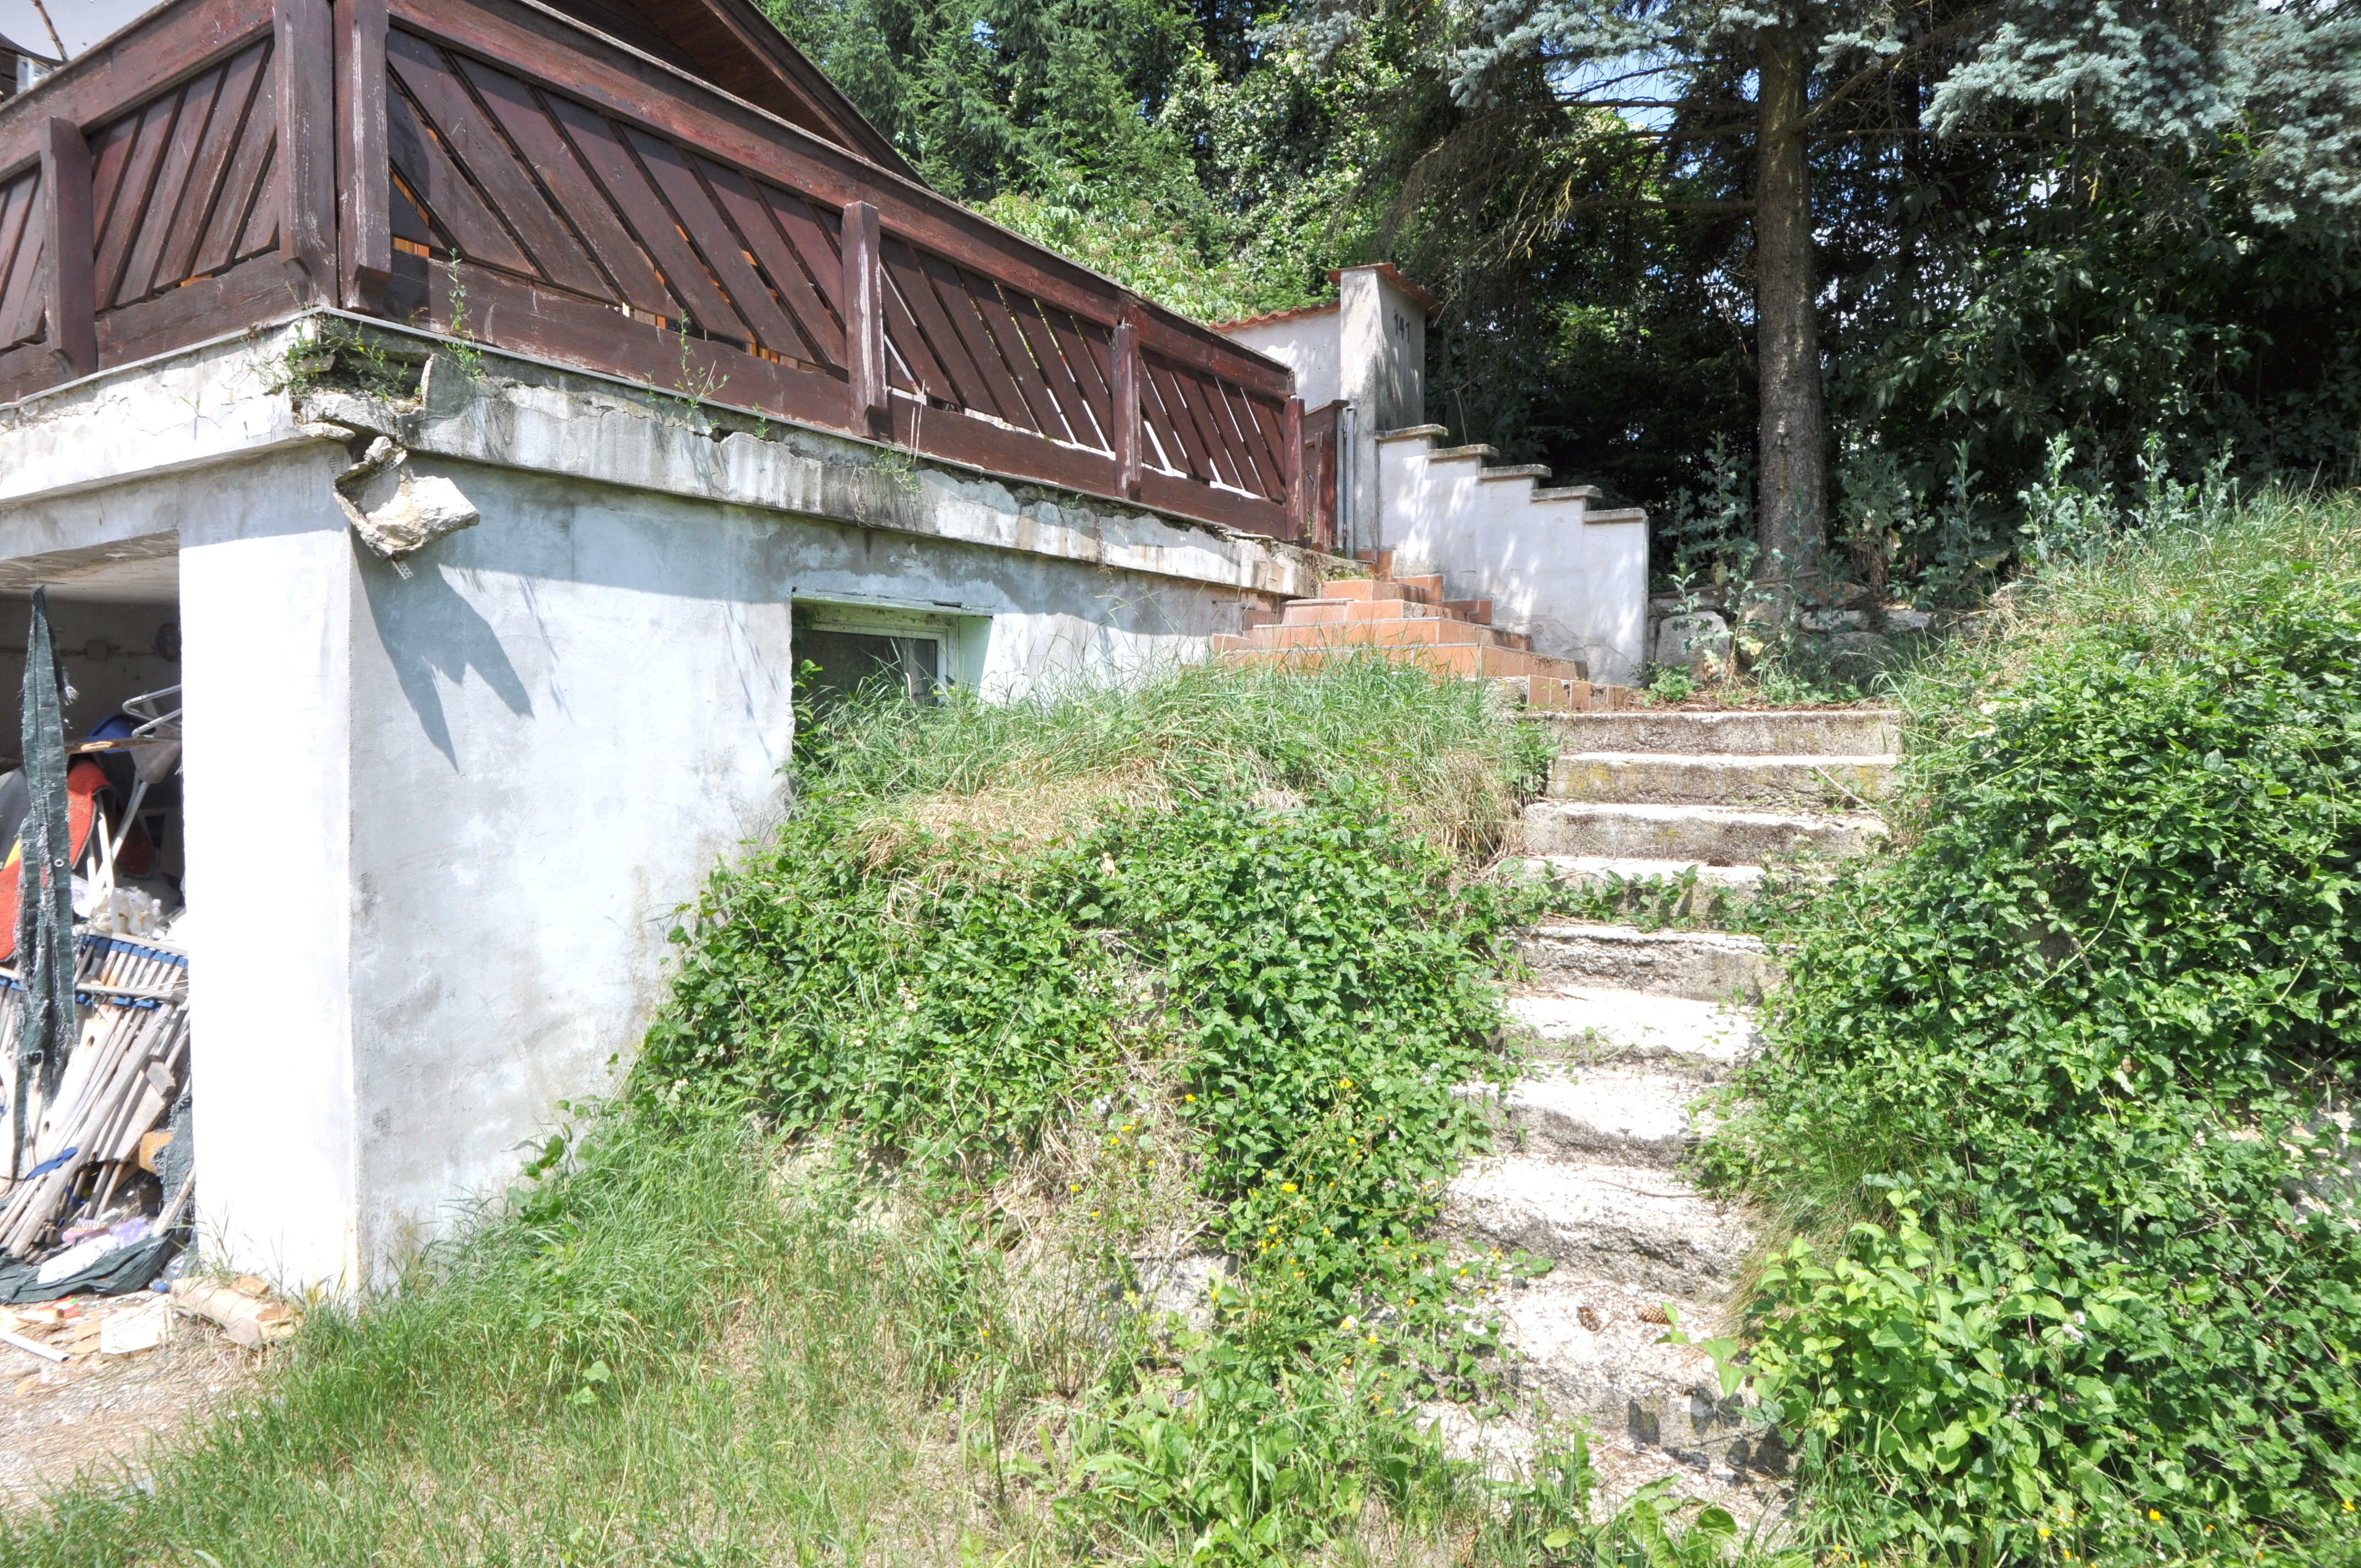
[[1489, 1069, 1703, 1168], [1540, 707, 1899, 756], [1518, 801, 1884, 864], [1550, 752, 1893, 808], [1520, 924, 1773, 1001], [1445, 1153, 1751, 1300], [1506, 987, 1758, 1072], [1486, 1274, 1783, 1471]]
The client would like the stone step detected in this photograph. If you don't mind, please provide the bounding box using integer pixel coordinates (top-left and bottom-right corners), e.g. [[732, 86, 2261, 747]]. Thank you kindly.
[[1517, 801, 1884, 864], [1511, 855, 1765, 910], [1549, 752, 1894, 808], [1539, 708, 1900, 756], [1487, 1068, 1705, 1168], [1482, 1273, 1783, 1472], [1445, 1153, 1752, 1300], [1519, 923, 1773, 1001], [1505, 987, 1759, 1073]]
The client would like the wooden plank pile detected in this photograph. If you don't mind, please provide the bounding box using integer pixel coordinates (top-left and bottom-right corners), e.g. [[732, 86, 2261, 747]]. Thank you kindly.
[[0, 933, 189, 1259]]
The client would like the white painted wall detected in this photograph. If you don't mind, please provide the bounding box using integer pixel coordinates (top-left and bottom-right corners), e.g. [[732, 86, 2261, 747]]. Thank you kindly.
[[178, 447, 361, 1288], [1378, 435, 1648, 686], [1220, 307, 1341, 411], [1, 322, 1319, 1291]]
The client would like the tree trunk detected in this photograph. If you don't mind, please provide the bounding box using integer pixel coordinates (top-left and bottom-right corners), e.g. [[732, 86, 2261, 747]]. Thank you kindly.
[[1753, 24, 1826, 587]]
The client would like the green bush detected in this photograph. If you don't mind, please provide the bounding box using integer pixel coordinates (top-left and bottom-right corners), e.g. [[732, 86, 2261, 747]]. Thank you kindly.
[[1709, 489, 2361, 1561]]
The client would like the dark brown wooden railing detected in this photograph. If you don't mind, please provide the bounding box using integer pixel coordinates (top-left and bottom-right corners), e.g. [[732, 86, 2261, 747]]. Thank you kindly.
[[0, 0, 1315, 543]]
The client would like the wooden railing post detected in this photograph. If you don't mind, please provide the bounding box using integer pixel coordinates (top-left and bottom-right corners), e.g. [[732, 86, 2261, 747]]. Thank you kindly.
[[336, 0, 390, 312], [39, 119, 95, 379], [278, 0, 337, 301], [1113, 308, 1141, 498], [1283, 393, 1304, 538], [841, 199, 886, 434]]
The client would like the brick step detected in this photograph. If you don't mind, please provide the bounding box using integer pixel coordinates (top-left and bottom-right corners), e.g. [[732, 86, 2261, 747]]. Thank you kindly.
[[1278, 597, 1483, 628], [1218, 643, 1590, 684]]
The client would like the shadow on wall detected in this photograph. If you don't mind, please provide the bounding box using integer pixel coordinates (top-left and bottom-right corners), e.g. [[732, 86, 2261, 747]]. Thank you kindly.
[[356, 551, 534, 769]]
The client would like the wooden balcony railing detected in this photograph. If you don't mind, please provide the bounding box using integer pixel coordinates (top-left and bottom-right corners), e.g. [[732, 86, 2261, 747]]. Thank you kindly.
[[0, 0, 1313, 544]]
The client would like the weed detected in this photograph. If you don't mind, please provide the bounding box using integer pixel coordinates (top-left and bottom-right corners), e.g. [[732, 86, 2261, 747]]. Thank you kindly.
[[1705, 486, 2361, 1561], [440, 254, 484, 384]]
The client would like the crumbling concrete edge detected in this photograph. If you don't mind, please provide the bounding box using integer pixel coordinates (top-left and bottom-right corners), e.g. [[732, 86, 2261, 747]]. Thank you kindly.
[[0, 311, 1326, 602]]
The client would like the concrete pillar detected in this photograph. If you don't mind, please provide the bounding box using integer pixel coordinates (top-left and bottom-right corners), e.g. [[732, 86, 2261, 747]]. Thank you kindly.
[[1336, 265, 1430, 558]]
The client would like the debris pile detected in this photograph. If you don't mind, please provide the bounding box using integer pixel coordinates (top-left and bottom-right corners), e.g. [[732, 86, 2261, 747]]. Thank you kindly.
[[0, 590, 193, 1305]]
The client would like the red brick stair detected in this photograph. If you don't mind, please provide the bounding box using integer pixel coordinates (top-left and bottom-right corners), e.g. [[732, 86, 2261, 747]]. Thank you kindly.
[[1213, 552, 1636, 710]]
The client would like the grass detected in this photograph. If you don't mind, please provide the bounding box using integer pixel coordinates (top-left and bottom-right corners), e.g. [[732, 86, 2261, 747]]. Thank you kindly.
[[0, 656, 1675, 1567]]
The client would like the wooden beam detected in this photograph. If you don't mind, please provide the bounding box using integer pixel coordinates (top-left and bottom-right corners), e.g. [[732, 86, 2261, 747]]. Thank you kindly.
[[840, 198, 885, 432], [276, 0, 336, 301], [1112, 313, 1140, 498], [1284, 394, 1304, 540], [336, 0, 390, 312], [40, 118, 95, 378]]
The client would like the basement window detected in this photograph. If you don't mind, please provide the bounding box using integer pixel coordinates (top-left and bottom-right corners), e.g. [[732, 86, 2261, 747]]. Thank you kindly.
[[793, 602, 956, 705]]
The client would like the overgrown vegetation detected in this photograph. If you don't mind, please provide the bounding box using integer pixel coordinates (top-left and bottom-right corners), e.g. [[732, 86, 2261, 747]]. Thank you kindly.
[[1704, 485, 2361, 1563], [0, 659, 1727, 1565]]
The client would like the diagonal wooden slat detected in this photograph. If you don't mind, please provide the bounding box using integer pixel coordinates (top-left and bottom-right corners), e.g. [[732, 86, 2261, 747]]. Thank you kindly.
[[232, 141, 280, 260], [1145, 358, 1216, 481], [388, 83, 534, 275], [881, 236, 989, 410], [154, 41, 270, 290], [1184, 366, 1252, 492], [1008, 292, 1098, 450], [703, 161, 840, 367], [91, 94, 184, 313], [760, 186, 841, 319], [455, 58, 675, 318], [1046, 307, 1117, 453], [1198, 373, 1263, 496], [0, 175, 36, 339], [878, 260, 944, 397], [2, 241, 47, 350], [625, 128, 798, 354], [390, 170, 440, 248], [968, 278, 1069, 442], [194, 64, 278, 276], [543, 95, 746, 341], [1241, 388, 1291, 500], [388, 30, 609, 300], [115, 66, 227, 307], [915, 251, 1033, 430]]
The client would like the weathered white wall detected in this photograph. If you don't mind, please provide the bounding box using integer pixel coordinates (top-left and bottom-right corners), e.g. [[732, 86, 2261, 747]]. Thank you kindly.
[[1378, 434, 1648, 685], [0, 319, 1321, 1291], [178, 447, 361, 1288], [1220, 307, 1341, 411]]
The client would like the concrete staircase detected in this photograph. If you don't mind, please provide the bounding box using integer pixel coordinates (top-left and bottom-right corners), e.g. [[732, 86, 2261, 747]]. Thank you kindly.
[[1433, 706, 1900, 1511], [1213, 551, 1630, 711]]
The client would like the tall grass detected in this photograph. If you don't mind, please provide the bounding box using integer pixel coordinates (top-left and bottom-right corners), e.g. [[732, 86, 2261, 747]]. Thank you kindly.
[[805, 651, 1553, 863]]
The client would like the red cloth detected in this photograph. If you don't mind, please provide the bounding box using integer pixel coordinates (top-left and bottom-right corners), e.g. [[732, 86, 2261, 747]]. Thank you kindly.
[[0, 760, 117, 965]]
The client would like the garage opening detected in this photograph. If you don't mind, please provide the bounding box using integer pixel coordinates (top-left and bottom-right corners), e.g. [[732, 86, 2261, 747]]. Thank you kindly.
[[0, 551, 194, 1304]]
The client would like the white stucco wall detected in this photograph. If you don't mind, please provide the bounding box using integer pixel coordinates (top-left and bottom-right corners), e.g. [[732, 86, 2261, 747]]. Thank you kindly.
[[1378, 435, 1649, 686], [1220, 308, 1342, 411], [0, 317, 1323, 1290]]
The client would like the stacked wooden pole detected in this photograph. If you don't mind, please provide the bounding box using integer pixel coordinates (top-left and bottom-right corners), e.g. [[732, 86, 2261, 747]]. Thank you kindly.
[[0, 935, 189, 1259]]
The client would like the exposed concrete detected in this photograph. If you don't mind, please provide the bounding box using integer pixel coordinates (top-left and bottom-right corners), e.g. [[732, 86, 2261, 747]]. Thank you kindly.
[[1489, 1069, 1701, 1168], [1549, 751, 1894, 807], [0, 313, 1335, 1290], [1518, 801, 1885, 863], [1510, 856, 1766, 902], [1445, 1152, 1752, 1300], [1519, 924, 1773, 1001], [1539, 708, 1901, 756], [1505, 988, 1759, 1074]]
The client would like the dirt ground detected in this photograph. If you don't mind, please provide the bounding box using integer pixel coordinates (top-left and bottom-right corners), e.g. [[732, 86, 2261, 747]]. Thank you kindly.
[[0, 1291, 262, 1505]]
